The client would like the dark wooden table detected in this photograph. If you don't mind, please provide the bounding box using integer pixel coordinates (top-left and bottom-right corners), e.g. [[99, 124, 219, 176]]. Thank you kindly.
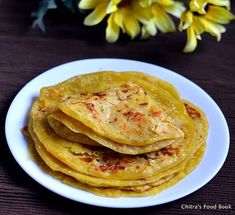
[[0, 0, 234, 214]]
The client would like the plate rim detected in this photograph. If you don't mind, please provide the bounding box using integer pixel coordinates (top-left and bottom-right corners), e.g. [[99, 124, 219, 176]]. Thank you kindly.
[[5, 58, 230, 208]]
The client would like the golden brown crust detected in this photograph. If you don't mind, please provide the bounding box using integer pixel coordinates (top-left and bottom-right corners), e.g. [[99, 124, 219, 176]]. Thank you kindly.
[[23, 71, 208, 197], [59, 82, 184, 146]]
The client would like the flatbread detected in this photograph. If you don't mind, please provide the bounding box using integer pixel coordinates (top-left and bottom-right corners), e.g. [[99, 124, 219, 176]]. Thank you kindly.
[[48, 110, 182, 154], [59, 82, 184, 146], [24, 71, 208, 197], [30, 72, 195, 179]]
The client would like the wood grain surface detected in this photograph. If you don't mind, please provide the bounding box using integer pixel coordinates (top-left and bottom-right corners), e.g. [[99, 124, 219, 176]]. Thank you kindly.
[[0, 0, 234, 214]]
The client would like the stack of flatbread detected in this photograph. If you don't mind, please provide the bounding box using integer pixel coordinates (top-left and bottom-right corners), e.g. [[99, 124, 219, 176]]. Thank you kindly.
[[25, 71, 208, 197]]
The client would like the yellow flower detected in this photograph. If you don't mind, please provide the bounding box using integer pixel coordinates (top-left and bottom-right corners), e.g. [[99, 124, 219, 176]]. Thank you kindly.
[[79, 0, 185, 42], [189, 0, 231, 14], [79, 0, 152, 42], [179, 3, 234, 53], [141, 0, 185, 38]]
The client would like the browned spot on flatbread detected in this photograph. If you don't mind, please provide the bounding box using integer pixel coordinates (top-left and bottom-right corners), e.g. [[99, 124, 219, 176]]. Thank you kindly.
[[184, 103, 201, 119]]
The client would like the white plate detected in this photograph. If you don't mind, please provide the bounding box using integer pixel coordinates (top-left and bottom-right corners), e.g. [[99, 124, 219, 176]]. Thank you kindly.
[[5, 58, 230, 208]]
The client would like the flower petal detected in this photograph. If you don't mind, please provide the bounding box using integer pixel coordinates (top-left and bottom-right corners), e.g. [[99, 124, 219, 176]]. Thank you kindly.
[[123, 11, 141, 39], [79, 0, 105, 10], [106, 0, 121, 14], [106, 14, 120, 42], [179, 11, 193, 31], [199, 17, 226, 41], [189, 0, 207, 14], [152, 5, 175, 33], [84, 3, 107, 26], [207, 0, 230, 10], [205, 5, 235, 24], [114, 8, 125, 32], [143, 20, 158, 37], [141, 26, 149, 39], [184, 26, 197, 53], [162, 1, 185, 18], [155, 0, 175, 7], [132, 3, 152, 22], [192, 16, 204, 35], [138, 0, 152, 7]]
